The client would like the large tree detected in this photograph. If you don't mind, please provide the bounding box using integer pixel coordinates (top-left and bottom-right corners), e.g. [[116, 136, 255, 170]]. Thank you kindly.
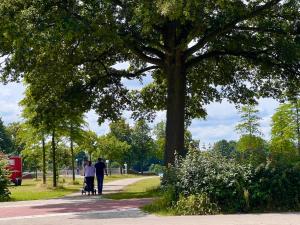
[[0, 0, 299, 164]]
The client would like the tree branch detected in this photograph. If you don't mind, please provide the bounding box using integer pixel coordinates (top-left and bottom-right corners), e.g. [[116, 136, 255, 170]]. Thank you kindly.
[[184, 0, 281, 57], [129, 45, 163, 66], [186, 49, 269, 68], [109, 65, 159, 79], [234, 26, 299, 35]]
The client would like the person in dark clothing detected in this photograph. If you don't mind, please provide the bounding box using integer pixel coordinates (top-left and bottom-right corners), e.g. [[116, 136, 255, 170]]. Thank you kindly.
[[94, 158, 108, 195]]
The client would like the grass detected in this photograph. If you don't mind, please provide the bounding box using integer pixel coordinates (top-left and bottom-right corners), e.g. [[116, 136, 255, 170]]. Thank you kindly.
[[8, 174, 139, 201], [104, 176, 161, 200]]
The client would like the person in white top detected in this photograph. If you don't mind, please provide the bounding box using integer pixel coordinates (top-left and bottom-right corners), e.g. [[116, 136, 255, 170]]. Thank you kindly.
[[84, 161, 95, 195]]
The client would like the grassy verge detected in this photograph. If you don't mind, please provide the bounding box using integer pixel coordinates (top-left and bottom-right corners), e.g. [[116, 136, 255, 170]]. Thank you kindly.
[[104, 176, 161, 200], [8, 174, 139, 201]]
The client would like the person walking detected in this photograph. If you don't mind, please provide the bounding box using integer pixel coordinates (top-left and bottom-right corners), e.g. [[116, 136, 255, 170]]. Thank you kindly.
[[94, 158, 108, 195], [84, 161, 95, 195]]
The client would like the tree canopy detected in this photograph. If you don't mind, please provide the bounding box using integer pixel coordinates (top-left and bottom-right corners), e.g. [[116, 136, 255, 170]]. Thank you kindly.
[[0, 0, 299, 164]]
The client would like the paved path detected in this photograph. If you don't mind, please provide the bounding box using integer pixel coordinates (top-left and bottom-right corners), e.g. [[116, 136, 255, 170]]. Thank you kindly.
[[0, 177, 153, 223], [0, 210, 299, 225], [0, 176, 299, 225]]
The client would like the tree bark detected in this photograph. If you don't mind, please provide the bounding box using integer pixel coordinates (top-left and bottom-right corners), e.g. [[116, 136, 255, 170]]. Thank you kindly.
[[295, 101, 300, 156], [70, 125, 75, 183], [42, 136, 46, 185], [164, 51, 187, 165], [51, 129, 57, 187]]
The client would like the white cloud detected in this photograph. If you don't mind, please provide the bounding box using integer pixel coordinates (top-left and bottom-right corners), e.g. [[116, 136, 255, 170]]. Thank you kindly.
[[0, 83, 24, 124], [0, 81, 280, 144]]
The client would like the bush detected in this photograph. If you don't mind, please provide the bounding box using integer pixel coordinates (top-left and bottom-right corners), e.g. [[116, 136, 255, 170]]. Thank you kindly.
[[0, 155, 10, 201], [174, 193, 220, 215], [143, 186, 177, 214], [149, 164, 164, 174], [159, 150, 300, 214], [249, 161, 300, 210], [174, 150, 252, 212]]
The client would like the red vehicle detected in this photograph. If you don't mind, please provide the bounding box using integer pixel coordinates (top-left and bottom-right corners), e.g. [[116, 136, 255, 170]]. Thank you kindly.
[[7, 156, 22, 186]]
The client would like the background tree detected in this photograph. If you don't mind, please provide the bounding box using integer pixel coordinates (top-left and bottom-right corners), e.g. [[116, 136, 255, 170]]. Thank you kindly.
[[21, 145, 42, 179], [211, 140, 237, 159], [270, 103, 298, 162], [6, 122, 25, 155], [236, 104, 262, 137], [1, 0, 299, 165], [184, 130, 200, 152], [0, 118, 13, 154], [63, 115, 86, 183], [131, 119, 155, 173], [98, 134, 131, 174], [108, 119, 133, 167], [290, 98, 300, 155], [80, 130, 99, 161], [153, 121, 167, 163], [236, 104, 266, 165]]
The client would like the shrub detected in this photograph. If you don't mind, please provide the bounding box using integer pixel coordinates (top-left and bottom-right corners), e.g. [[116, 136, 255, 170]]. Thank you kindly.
[[174, 193, 220, 215], [0, 155, 10, 201], [142, 186, 177, 214], [160, 150, 300, 214], [249, 161, 300, 210], [174, 150, 252, 212], [149, 164, 164, 174]]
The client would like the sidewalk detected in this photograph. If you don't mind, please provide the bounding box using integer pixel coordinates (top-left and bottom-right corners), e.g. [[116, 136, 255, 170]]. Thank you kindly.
[[0, 176, 154, 222], [0, 176, 299, 225], [0, 176, 154, 208]]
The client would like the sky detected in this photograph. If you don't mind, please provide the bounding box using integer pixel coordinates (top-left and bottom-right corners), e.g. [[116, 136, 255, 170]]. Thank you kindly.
[[0, 77, 280, 146]]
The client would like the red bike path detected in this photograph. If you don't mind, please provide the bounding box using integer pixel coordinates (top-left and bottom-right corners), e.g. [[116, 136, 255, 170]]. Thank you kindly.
[[0, 177, 154, 219], [0, 198, 151, 218]]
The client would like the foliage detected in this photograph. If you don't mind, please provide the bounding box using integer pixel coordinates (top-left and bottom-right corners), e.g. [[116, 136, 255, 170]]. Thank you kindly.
[[98, 134, 131, 166], [1, 0, 299, 165], [270, 102, 299, 162], [0, 118, 13, 154], [211, 139, 237, 158], [236, 104, 262, 136], [149, 164, 164, 174], [153, 121, 200, 163], [80, 130, 99, 161], [158, 150, 300, 214], [174, 150, 252, 212], [143, 186, 177, 215], [235, 104, 267, 166], [249, 161, 300, 210], [236, 135, 268, 166], [5, 122, 25, 155], [0, 154, 10, 201], [131, 119, 155, 172], [174, 193, 220, 215]]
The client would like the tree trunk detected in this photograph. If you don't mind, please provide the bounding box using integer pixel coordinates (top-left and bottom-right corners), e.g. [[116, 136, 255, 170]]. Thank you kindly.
[[70, 125, 75, 183], [164, 51, 187, 165], [42, 136, 46, 185], [51, 129, 57, 187], [295, 101, 300, 156], [140, 160, 144, 175]]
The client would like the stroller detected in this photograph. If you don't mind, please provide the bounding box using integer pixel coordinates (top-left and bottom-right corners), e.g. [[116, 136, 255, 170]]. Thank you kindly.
[[81, 177, 97, 195]]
